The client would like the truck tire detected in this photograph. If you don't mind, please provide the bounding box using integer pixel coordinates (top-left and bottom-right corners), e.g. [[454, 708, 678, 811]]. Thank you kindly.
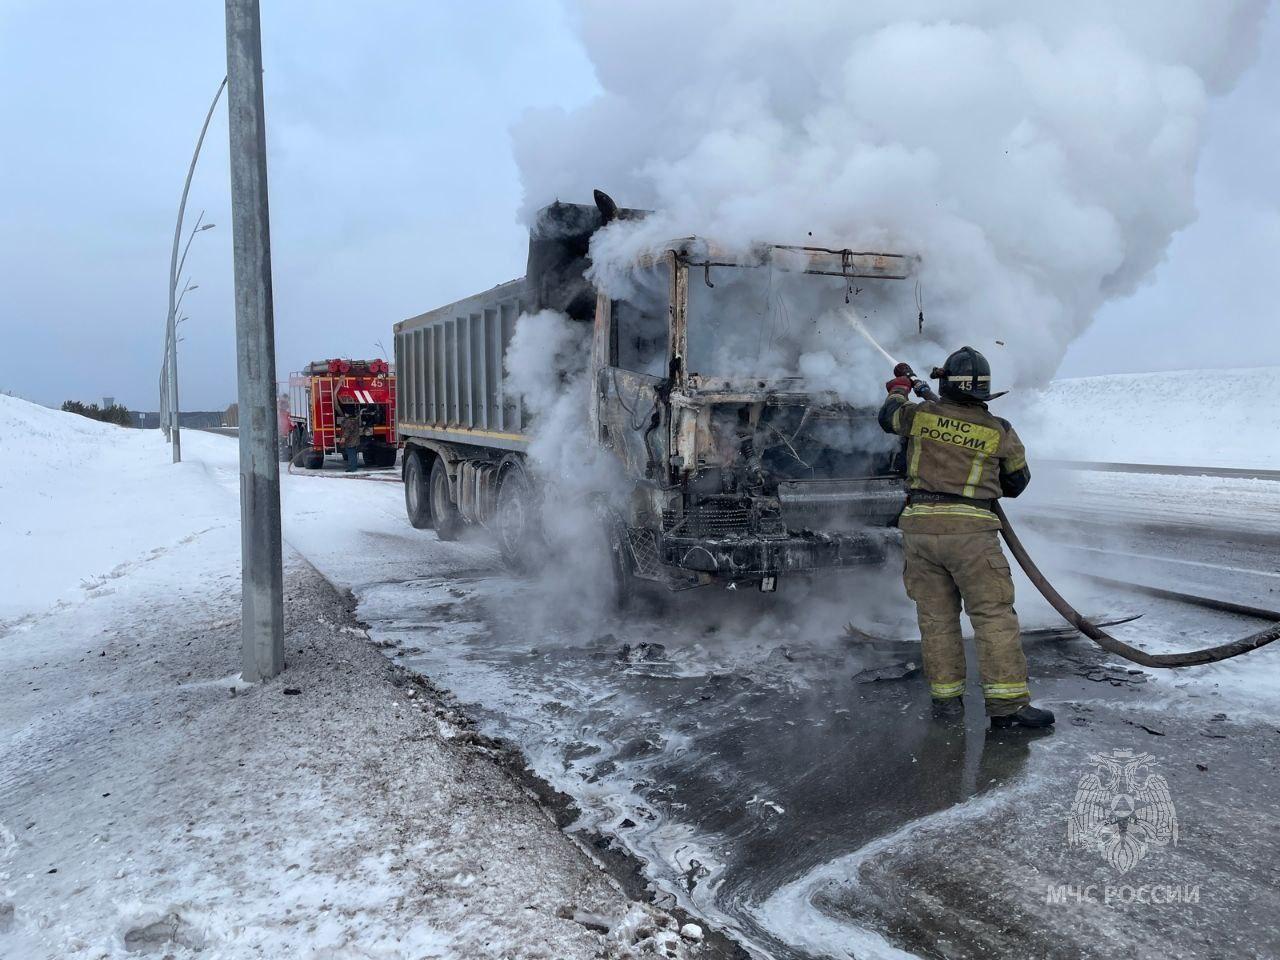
[[288, 427, 308, 461], [430, 458, 462, 541], [494, 467, 540, 570], [602, 510, 635, 612], [302, 449, 324, 470], [363, 444, 394, 468], [404, 449, 432, 529]]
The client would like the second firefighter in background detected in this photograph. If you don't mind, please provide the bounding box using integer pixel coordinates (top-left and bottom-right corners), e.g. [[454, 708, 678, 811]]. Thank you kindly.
[[340, 412, 361, 472], [879, 346, 1055, 729]]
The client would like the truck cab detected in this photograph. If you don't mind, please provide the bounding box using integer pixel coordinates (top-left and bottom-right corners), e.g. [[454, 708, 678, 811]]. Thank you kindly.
[[592, 239, 912, 593]]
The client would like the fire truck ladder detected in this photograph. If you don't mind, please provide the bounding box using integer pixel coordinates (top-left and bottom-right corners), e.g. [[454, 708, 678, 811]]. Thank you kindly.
[[317, 378, 337, 454]]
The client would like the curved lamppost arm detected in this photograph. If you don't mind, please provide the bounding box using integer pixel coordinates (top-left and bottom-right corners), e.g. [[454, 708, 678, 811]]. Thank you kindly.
[[177, 209, 211, 283], [167, 76, 228, 462]]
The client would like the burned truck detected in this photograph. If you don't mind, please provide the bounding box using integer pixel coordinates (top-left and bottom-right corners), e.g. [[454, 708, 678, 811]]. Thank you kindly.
[[394, 193, 915, 601]]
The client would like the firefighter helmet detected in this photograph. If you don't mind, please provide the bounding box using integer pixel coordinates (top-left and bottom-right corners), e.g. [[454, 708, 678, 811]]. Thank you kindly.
[[934, 346, 1002, 401]]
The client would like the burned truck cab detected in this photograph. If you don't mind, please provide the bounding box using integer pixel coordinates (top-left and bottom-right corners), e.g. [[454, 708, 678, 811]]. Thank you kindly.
[[593, 239, 916, 591]]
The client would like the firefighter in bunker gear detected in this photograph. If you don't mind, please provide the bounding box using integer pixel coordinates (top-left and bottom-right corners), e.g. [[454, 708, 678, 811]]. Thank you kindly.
[[880, 347, 1054, 729], [340, 412, 361, 472]]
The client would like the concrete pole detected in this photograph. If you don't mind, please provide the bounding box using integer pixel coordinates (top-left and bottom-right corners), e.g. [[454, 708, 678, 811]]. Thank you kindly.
[[159, 360, 169, 439], [167, 78, 227, 463], [167, 315, 181, 454], [225, 0, 284, 681]]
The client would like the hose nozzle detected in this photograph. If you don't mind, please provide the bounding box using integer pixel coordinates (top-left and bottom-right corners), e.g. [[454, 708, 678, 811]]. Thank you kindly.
[[893, 362, 938, 401]]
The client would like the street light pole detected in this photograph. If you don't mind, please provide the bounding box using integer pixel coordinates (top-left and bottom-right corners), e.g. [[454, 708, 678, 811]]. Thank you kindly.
[[167, 79, 227, 463], [225, 0, 284, 682], [159, 362, 169, 439], [161, 220, 212, 446]]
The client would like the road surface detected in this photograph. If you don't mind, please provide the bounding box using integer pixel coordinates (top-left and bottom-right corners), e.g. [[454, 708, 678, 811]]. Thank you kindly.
[[272, 455, 1280, 960]]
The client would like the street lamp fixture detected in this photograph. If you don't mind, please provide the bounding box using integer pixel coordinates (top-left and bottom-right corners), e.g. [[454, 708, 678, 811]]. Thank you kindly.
[[174, 279, 199, 318]]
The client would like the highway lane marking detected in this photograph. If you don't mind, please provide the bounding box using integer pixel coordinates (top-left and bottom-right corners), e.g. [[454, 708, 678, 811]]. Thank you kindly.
[[1057, 544, 1280, 580]]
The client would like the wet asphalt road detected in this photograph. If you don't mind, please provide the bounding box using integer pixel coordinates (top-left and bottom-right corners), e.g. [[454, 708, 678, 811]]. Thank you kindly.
[[315, 461, 1280, 960], [354, 557, 1280, 959]]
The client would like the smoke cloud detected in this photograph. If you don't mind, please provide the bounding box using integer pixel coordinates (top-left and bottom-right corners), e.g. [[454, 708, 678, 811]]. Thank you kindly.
[[513, 1, 1266, 390], [503, 309, 629, 623]]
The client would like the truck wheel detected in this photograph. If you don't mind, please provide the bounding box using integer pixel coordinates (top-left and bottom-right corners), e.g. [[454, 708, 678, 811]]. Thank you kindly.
[[430, 458, 462, 541], [603, 511, 635, 612], [365, 445, 394, 468], [404, 449, 432, 529], [495, 468, 540, 570], [302, 449, 324, 470]]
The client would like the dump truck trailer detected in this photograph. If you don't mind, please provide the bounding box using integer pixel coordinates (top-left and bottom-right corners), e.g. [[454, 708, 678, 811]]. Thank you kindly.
[[395, 193, 915, 602]]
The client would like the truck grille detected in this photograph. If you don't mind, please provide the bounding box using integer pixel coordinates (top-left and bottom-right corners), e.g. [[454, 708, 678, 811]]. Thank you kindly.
[[663, 499, 751, 537]]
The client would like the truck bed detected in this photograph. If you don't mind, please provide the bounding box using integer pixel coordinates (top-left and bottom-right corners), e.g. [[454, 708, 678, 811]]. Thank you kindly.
[[394, 278, 531, 453]]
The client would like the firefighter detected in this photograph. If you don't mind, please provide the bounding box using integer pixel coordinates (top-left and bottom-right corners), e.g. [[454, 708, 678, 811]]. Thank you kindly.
[[340, 410, 361, 472], [879, 346, 1055, 729]]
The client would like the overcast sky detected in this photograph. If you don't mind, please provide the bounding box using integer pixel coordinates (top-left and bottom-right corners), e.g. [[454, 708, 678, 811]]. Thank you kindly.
[[1, 2, 1276, 411]]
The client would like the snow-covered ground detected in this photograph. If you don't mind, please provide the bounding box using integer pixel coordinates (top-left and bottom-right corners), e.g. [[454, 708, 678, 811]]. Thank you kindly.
[[0, 400, 237, 626], [0, 397, 697, 959], [1010, 366, 1280, 468]]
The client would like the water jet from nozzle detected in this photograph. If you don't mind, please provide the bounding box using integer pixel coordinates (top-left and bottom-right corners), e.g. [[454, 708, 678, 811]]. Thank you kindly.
[[840, 309, 938, 401], [841, 309, 899, 367]]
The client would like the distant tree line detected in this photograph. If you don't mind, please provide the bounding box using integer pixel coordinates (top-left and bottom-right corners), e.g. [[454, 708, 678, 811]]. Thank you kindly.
[[61, 400, 137, 427]]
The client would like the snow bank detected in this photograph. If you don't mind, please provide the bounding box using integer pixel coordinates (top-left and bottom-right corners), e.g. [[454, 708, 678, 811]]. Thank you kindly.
[[0, 396, 237, 624], [1011, 366, 1279, 468]]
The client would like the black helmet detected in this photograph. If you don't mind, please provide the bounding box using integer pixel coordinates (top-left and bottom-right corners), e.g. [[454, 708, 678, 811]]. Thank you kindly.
[[933, 346, 1004, 401]]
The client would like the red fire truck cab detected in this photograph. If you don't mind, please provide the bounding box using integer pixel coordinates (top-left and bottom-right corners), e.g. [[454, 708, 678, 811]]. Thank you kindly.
[[286, 359, 398, 469]]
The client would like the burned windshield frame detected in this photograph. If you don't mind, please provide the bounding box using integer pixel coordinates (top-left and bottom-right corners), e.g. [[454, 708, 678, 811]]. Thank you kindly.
[[608, 262, 671, 378], [681, 261, 864, 381], [674, 248, 915, 383]]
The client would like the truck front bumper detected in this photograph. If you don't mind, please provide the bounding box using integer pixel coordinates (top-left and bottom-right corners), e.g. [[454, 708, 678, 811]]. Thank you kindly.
[[659, 530, 894, 577]]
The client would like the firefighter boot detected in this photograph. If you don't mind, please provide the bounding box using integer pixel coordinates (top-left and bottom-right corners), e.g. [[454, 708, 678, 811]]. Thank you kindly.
[[989, 704, 1056, 729], [931, 697, 964, 719]]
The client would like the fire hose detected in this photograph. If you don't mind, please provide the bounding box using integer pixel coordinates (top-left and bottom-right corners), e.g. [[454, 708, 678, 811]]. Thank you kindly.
[[995, 503, 1280, 668], [866, 347, 1280, 669]]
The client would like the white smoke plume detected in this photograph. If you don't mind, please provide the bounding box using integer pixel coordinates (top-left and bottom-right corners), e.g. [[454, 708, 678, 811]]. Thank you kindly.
[[513, 1, 1267, 391], [503, 309, 629, 623]]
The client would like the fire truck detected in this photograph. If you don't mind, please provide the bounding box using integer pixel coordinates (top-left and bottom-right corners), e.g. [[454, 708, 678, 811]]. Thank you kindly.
[[285, 359, 398, 469]]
